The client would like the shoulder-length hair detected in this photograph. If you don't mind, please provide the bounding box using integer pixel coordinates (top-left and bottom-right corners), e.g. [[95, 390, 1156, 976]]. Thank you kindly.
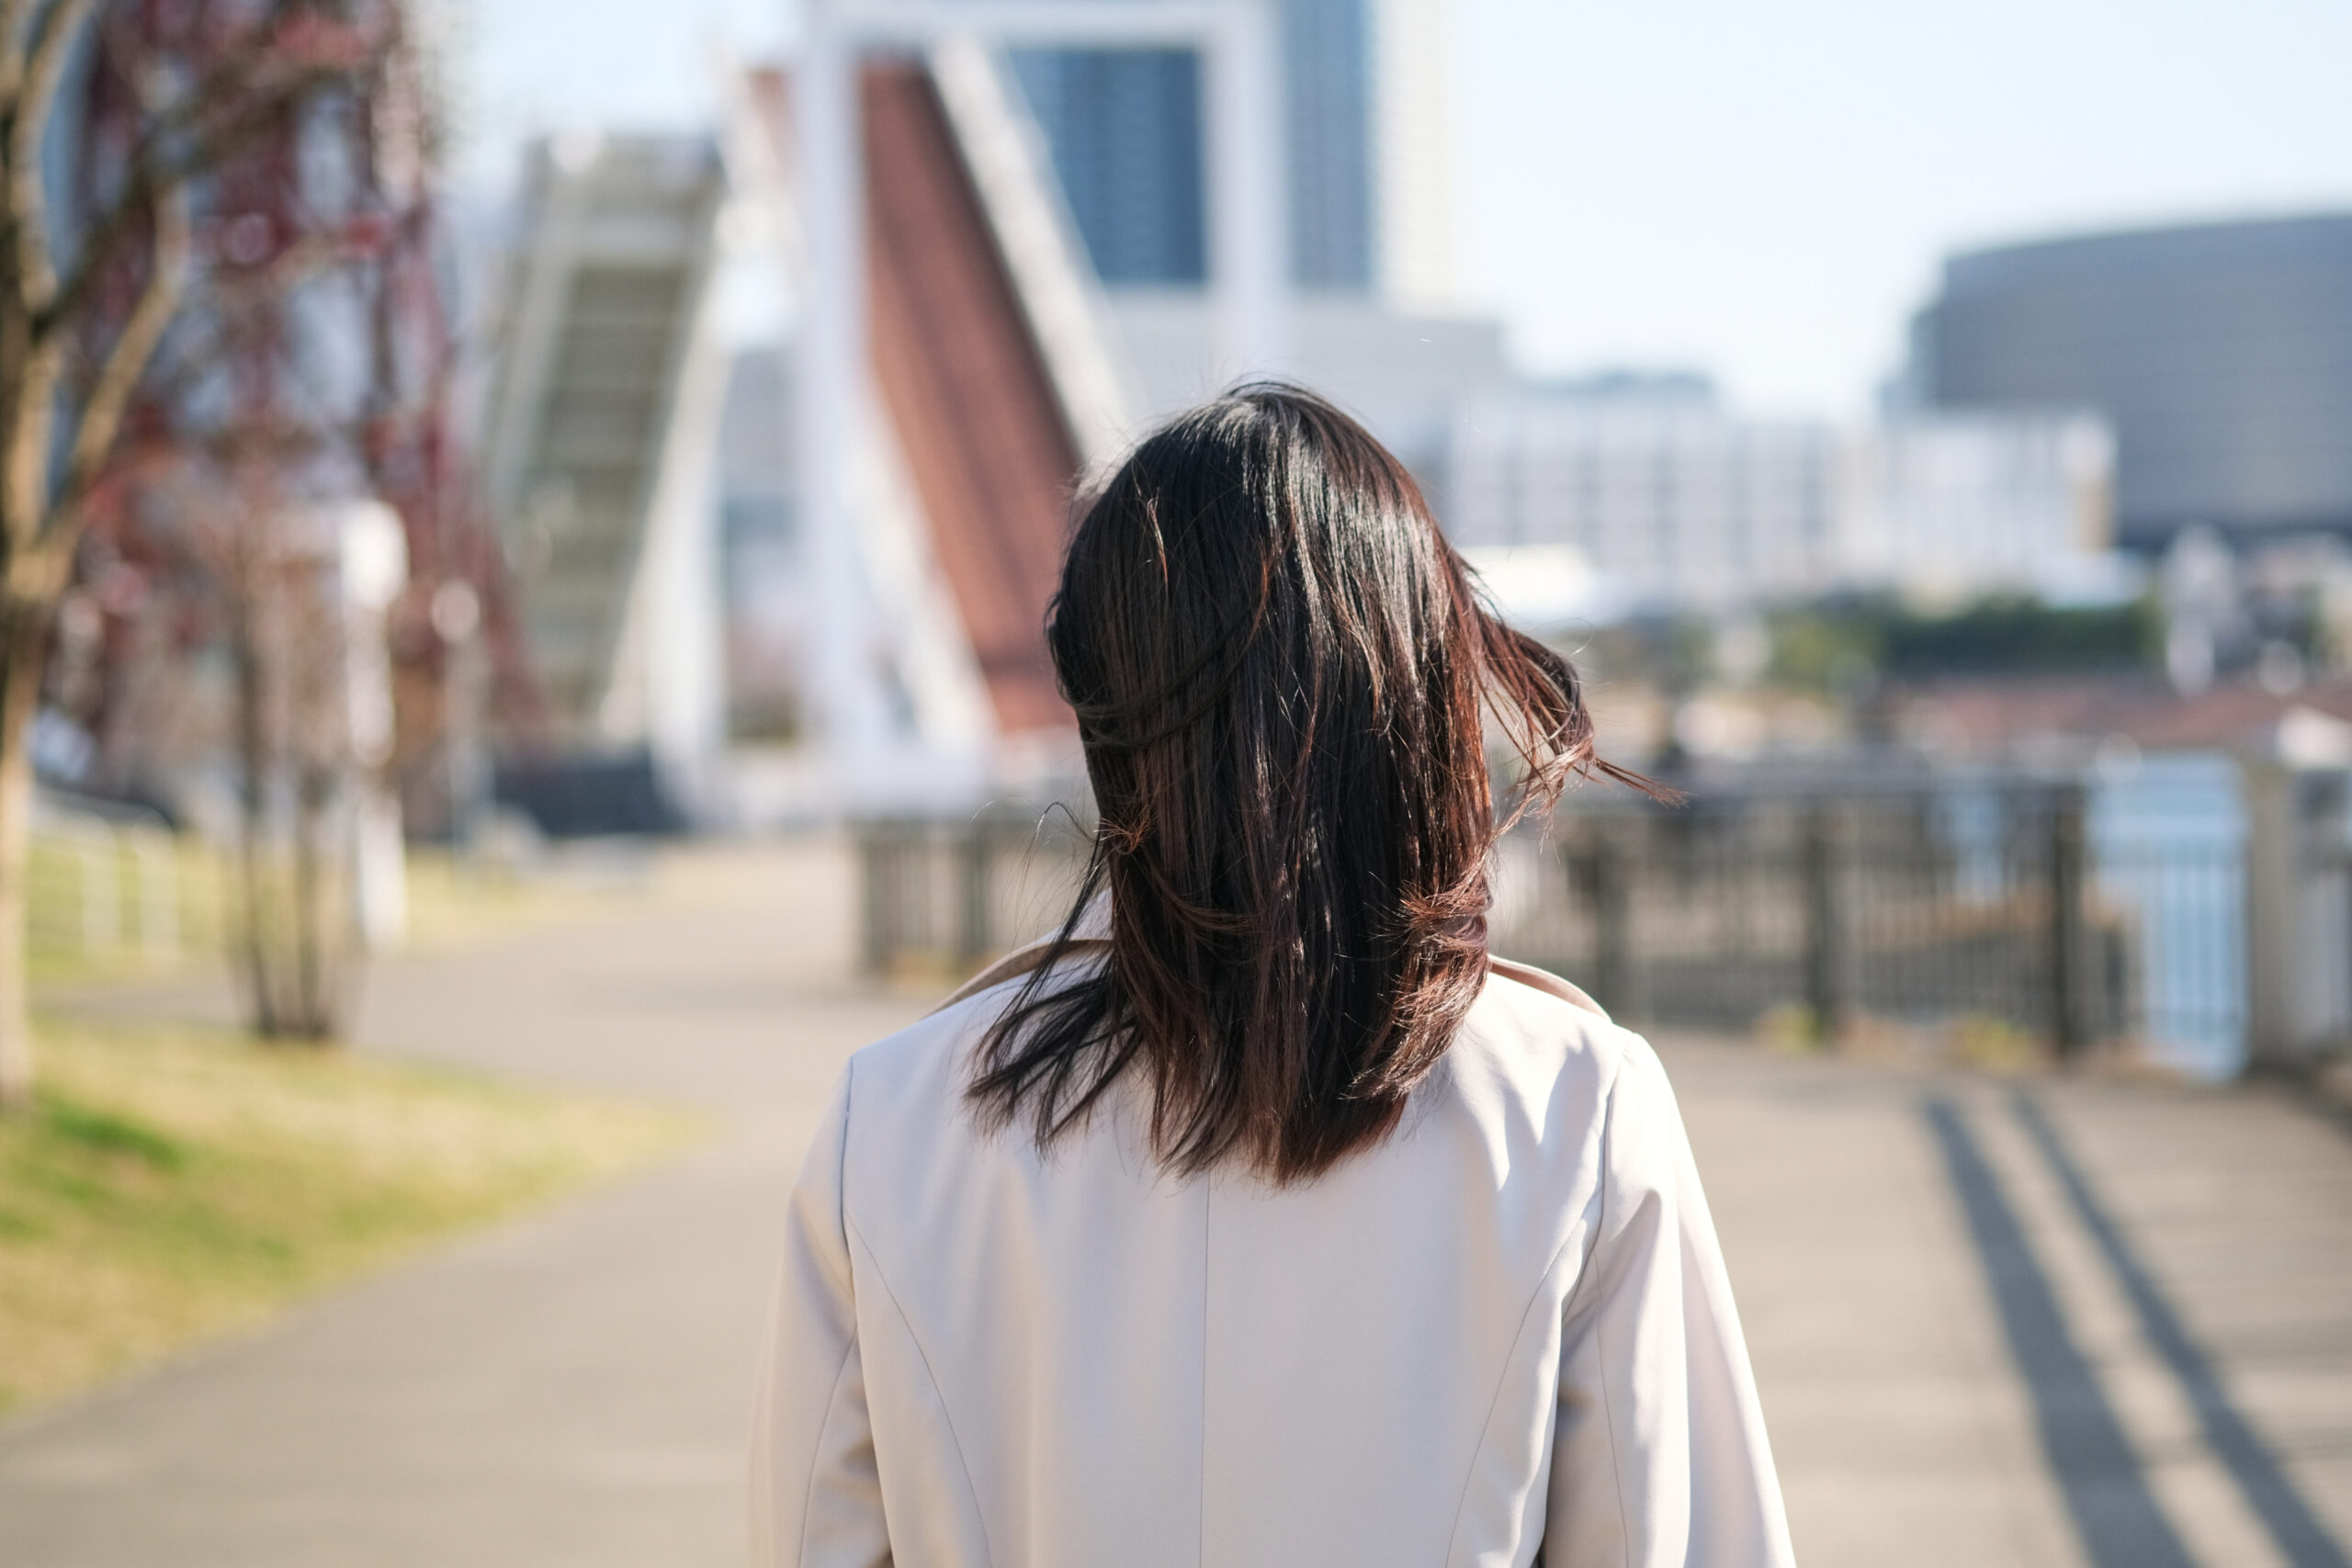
[[968, 384, 1647, 1184]]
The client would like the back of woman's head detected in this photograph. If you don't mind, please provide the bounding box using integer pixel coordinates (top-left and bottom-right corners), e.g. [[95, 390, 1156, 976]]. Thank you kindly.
[[970, 384, 1640, 1184]]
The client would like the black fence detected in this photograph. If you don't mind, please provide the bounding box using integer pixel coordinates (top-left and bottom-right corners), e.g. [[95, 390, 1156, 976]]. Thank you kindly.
[[1488, 784, 2237, 1053], [858, 809, 1092, 976], [856, 765, 2337, 1068]]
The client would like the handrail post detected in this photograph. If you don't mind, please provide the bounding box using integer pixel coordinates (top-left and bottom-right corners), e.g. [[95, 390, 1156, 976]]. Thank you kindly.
[[79, 827, 121, 955], [135, 832, 178, 959], [956, 820, 992, 967], [1803, 802, 1853, 1043], [1590, 814, 1644, 1022], [2049, 784, 2093, 1057], [859, 825, 892, 976]]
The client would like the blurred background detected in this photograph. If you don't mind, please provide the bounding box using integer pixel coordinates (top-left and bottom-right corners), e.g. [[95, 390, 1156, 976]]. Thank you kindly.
[[0, 2, 2347, 1565]]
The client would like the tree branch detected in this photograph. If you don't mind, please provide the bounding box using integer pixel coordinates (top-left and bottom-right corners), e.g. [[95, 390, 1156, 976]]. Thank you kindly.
[[0, 0, 36, 114], [39, 33, 384, 337], [22, 0, 85, 68], [8, 0, 97, 311], [21, 180, 186, 587], [0, 329, 62, 558]]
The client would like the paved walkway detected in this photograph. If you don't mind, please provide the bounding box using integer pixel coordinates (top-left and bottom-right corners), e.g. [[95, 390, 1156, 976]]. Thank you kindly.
[[1680, 1043, 2352, 1568], [1, 839, 2346, 1567]]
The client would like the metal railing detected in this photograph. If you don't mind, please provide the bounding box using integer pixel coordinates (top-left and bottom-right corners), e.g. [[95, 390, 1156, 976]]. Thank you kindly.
[[858, 808, 1092, 976], [854, 762, 2348, 1073], [28, 799, 225, 972], [1491, 760, 2351, 1072], [1493, 785, 2157, 1052]]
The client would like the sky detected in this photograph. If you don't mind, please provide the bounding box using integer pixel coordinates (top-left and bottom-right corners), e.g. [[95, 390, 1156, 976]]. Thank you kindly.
[[450, 0, 2352, 417]]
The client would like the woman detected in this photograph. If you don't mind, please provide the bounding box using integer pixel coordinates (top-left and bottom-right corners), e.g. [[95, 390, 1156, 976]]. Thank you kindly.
[[752, 387, 1793, 1567]]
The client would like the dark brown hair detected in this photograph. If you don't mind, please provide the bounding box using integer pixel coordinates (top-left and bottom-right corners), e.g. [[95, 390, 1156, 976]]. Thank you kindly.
[[968, 385, 1645, 1184]]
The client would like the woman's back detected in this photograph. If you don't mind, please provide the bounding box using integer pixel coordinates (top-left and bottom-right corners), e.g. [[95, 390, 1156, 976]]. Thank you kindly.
[[751, 387, 1790, 1565], [752, 956, 1791, 1567]]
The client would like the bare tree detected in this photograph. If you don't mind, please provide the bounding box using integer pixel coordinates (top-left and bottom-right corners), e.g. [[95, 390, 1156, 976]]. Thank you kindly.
[[0, 1, 390, 1111], [154, 462, 357, 1040]]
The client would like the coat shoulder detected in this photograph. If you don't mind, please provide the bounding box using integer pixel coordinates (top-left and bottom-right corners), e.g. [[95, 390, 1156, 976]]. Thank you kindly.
[[1445, 961, 1651, 1124], [842, 983, 1003, 1105]]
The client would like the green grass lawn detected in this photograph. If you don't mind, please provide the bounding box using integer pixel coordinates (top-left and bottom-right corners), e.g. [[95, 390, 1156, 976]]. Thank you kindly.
[[0, 1017, 698, 1419]]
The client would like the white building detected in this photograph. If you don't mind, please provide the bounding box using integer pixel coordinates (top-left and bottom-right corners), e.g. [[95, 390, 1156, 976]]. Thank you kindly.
[[1841, 414, 2116, 598], [1010, 0, 1497, 474], [1371, 0, 1458, 310], [1107, 290, 1510, 477], [1445, 391, 2115, 614]]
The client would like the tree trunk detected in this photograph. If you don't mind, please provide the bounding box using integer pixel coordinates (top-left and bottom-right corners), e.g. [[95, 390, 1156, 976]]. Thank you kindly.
[[0, 596, 51, 1112], [291, 764, 334, 1041], [231, 584, 280, 1037]]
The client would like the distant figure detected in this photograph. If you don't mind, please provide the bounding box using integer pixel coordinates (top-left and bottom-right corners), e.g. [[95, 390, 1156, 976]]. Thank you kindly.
[[752, 386, 1793, 1567]]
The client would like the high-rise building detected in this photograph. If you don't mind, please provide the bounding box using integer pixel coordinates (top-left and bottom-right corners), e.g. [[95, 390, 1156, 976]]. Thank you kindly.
[[1279, 0, 1374, 291], [1371, 0, 1453, 309], [1006, 50, 1205, 285], [1011, 0, 1450, 299]]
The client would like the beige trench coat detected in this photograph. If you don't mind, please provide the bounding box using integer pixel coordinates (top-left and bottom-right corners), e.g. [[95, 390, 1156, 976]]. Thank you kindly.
[[751, 935, 1794, 1567]]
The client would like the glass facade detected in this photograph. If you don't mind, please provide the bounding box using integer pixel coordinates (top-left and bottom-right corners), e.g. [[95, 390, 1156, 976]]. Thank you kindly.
[[1011, 0, 1376, 292], [1008, 48, 1206, 286]]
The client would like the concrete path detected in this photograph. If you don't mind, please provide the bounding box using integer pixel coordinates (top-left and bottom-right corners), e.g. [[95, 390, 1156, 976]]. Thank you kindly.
[[1679, 1042, 2352, 1568], [2, 839, 2347, 1567], [0, 842, 919, 1568]]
